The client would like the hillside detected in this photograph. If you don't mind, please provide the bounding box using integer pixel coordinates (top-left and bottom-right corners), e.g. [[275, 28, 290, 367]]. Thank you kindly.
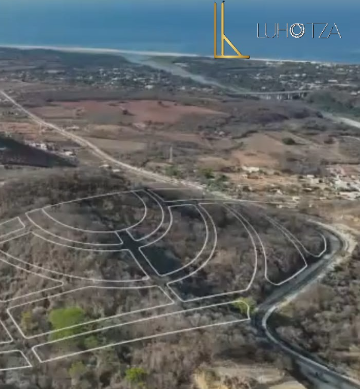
[[0, 134, 75, 168], [271, 244, 360, 381], [0, 169, 327, 389]]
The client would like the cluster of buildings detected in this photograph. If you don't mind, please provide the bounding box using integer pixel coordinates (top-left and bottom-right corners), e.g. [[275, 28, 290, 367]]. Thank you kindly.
[[28, 141, 48, 151], [27, 140, 76, 159], [297, 173, 360, 199], [10, 63, 218, 96], [223, 165, 360, 202], [244, 61, 360, 93]]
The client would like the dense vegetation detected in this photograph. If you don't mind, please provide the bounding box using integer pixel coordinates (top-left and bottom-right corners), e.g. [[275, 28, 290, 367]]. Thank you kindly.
[[0, 169, 328, 388], [272, 244, 360, 380], [306, 90, 360, 118]]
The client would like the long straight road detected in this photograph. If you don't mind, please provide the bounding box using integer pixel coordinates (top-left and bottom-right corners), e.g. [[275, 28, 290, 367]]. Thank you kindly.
[[0, 91, 177, 185], [0, 90, 244, 201]]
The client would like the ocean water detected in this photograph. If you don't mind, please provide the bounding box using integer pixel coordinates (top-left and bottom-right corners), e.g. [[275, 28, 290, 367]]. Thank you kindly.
[[0, 0, 359, 63]]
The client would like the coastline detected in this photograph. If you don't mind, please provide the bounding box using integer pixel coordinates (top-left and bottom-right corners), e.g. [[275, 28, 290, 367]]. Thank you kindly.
[[0, 44, 336, 66]]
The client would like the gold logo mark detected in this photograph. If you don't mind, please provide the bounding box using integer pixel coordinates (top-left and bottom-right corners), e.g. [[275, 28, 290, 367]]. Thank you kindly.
[[214, 1, 250, 59]]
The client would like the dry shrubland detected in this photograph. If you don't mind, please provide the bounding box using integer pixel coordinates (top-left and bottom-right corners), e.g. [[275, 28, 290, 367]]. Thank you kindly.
[[0, 169, 324, 389]]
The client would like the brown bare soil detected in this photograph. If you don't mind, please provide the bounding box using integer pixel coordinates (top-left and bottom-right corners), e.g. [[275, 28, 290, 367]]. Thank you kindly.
[[84, 137, 147, 153], [31, 105, 74, 118], [230, 133, 285, 168], [231, 150, 278, 169], [197, 156, 234, 170], [15, 94, 360, 196], [230, 131, 356, 170], [0, 121, 72, 145], [115, 100, 224, 123], [33, 100, 224, 124], [87, 125, 207, 147]]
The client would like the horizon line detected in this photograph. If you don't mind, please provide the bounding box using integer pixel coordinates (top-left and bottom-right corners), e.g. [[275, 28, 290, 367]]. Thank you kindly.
[[0, 44, 344, 65]]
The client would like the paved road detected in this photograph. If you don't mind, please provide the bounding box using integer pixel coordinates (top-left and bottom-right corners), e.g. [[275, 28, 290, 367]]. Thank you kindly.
[[255, 224, 360, 389], [2, 90, 360, 389]]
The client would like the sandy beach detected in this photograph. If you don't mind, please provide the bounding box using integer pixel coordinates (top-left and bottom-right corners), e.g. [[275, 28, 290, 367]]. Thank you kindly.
[[0, 44, 331, 65]]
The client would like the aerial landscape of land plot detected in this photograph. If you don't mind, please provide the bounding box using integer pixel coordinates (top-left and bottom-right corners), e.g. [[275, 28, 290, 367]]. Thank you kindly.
[[0, 45, 358, 389], [0, 170, 332, 388]]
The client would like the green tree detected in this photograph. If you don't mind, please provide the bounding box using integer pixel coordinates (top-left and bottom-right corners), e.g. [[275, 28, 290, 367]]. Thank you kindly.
[[282, 137, 296, 145], [210, 174, 229, 191], [21, 310, 36, 332], [165, 165, 182, 178], [200, 168, 214, 180], [232, 297, 256, 315], [48, 306, 87, 341], [83, 335, 99, 349], [69, 361, 86, 380], [125, 367, 147, 387]]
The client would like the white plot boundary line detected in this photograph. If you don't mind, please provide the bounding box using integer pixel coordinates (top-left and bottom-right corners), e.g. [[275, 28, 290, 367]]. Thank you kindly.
[[222, 199, 327, 258], [262, 214, 308, 286], [27, 210, 124, 247], [228, 199, 327, 258], [226, 202, 309, 286], [0, 192, 327, 365], [0, 232, 149, 283], [0, 217, 26, 241], [114, 231, 149, 279], [41, 190, 147, 234], [0, 350, 32, 371], [44, 190, 136, 207], [158, 191, 325, 258], [32, 232, 149, 281], [167, 203, 258, 302], [8, 285, 174, 340], [146, 188, 296, 207], [145, 188, 167, 203], [31, 231, 126, 253], [262, 215, 327, 258], [0, 321, 13, 344], [31, 299, 250, 363], [0, 251, 63, 303], [139, 204, 210, 277], [127, 190, 166, 242]]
